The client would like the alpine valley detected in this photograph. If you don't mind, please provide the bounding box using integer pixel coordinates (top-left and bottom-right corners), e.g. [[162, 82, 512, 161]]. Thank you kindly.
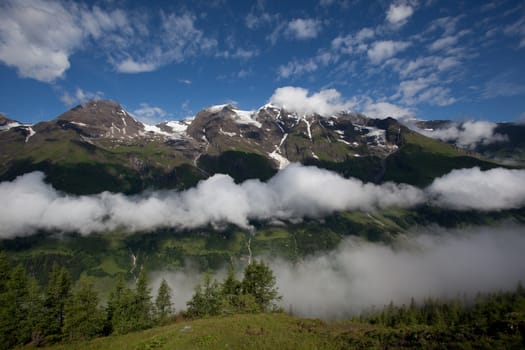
[[1, 99, 524, 302]]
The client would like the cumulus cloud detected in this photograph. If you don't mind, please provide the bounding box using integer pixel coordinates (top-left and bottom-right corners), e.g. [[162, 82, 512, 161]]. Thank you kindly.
[[0, 0, 217, 81], [386, 2, 415, 26], [419, 120, 507, 148], [269, 87, 357, 116], [1, 165, 525, 239], [286, 18, 321, 40], [367, 40, 410, 64], [273, 225, 525, 318], [0, 0, 130, 82]]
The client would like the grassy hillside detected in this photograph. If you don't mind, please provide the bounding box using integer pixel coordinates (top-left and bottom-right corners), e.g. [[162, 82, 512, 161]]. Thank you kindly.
[[383, 130, 500, 187], [43, 310, 525, 350]]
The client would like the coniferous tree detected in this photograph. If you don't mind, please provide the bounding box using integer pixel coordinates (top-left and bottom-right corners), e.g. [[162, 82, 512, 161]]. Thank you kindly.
[[106, 275, 135, 335], [241, 259, 281, 312], [155, 278, 174, 323], [134, 267, 153, 330], [63, 277, 105, 340], [186, 274, 223, 318], [42, 263, 71, 340]]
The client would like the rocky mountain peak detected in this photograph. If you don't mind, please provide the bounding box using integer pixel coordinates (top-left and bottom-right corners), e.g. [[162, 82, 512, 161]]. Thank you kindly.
[[55, 99, 145, 139]]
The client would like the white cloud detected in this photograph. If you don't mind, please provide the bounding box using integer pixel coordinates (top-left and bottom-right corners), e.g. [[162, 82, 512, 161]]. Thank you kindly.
[[0, 0, 82, 82], [332, 28, 375, 55], [269, 87, 356, 116], [60, 88, 104, 106], [115, 59, 158, 73], [362, 100, 414, 119], [419, 120, 508, 148], [367, 40, 410, 64], [216, 48, 259, 60], [272, 225, 525, 318], [286, 18, 321, 40], [386, 2, 414, 26], [114, 12, 217, 74], [1, 165, 525, 238], [416, 86, 456, 106], [429, 35, 458, 51], [278, 60, 318, 79], [277, 50, 337, 79], [399, 55, 460, 78], [0, 0, 130, 82], [428, 167, 525, 210], [394, 77, 456, 106], [0, 0, 218, 80], [132, 103, 168, 124]]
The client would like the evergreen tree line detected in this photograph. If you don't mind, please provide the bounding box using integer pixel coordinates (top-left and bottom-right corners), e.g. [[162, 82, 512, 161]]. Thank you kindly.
[[354, 283, 525, 332], [0, 252, 280, 349]]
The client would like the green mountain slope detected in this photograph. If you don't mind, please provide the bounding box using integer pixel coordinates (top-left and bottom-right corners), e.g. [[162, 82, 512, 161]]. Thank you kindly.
[[1, 100, 510, 195]]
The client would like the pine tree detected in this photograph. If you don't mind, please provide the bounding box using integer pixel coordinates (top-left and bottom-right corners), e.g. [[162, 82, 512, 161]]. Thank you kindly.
[[63, 277, 105, 340], [134, 267, 153, 330], [42, 263, 72, 339], [155, 279, 174, 323], [106, 275, 135, 335], [186, 274, 223, 318], [241, 259, 281, 312]]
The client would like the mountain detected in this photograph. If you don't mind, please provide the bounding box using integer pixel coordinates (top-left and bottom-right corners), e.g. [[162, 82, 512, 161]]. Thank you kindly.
[[0, 99, 505, 194], [415, 119, 525, 166], [1, 99, 524, 302]]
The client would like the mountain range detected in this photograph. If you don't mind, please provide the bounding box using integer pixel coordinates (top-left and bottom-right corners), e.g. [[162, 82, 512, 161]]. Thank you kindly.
[[2, 99, 522, 195]]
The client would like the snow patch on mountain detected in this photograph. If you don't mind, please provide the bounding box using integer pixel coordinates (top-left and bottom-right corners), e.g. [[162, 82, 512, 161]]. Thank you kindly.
[[0, 121, 22, 131], [25, 126, 36, 143]]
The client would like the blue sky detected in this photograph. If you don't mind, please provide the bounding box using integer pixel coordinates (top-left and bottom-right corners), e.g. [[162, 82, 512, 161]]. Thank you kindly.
[[0, 0, 524, 124]]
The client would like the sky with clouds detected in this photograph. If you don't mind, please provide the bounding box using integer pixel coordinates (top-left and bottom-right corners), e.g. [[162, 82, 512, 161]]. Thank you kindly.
[[0, 0, 524, 124]]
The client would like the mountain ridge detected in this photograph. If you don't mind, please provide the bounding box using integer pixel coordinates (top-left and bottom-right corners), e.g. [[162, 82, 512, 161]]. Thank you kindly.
[[0, 99, 518, 194]]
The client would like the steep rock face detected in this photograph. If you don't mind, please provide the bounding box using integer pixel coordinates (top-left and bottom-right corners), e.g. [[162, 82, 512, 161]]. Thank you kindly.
[[55, 100, 145, 139]]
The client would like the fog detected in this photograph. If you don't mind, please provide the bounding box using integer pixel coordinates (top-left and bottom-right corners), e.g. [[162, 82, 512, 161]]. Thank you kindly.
[[417, 120, 507, 149], [1, 164, 525, 238], [152, 225, 525, 319], [272, 225, 525, 319]]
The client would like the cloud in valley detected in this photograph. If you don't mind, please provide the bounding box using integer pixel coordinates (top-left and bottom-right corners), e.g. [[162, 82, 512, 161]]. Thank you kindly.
[[418, 120, 508, 148], [272, 225, 525, 319], [1, 165, 525, 238], [153, 225, 525, 319]]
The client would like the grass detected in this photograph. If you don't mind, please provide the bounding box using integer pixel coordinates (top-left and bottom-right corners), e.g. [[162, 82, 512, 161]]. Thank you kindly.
[[41, 310, 525, 350], [43, 313, 363, 350]]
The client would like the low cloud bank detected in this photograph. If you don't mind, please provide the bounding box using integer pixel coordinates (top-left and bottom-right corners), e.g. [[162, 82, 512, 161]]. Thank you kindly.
[[272, 225, 525, 319], [1, 164, 525, 238], [418, 120, 507, 149], [153, 225, 525, 319]]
